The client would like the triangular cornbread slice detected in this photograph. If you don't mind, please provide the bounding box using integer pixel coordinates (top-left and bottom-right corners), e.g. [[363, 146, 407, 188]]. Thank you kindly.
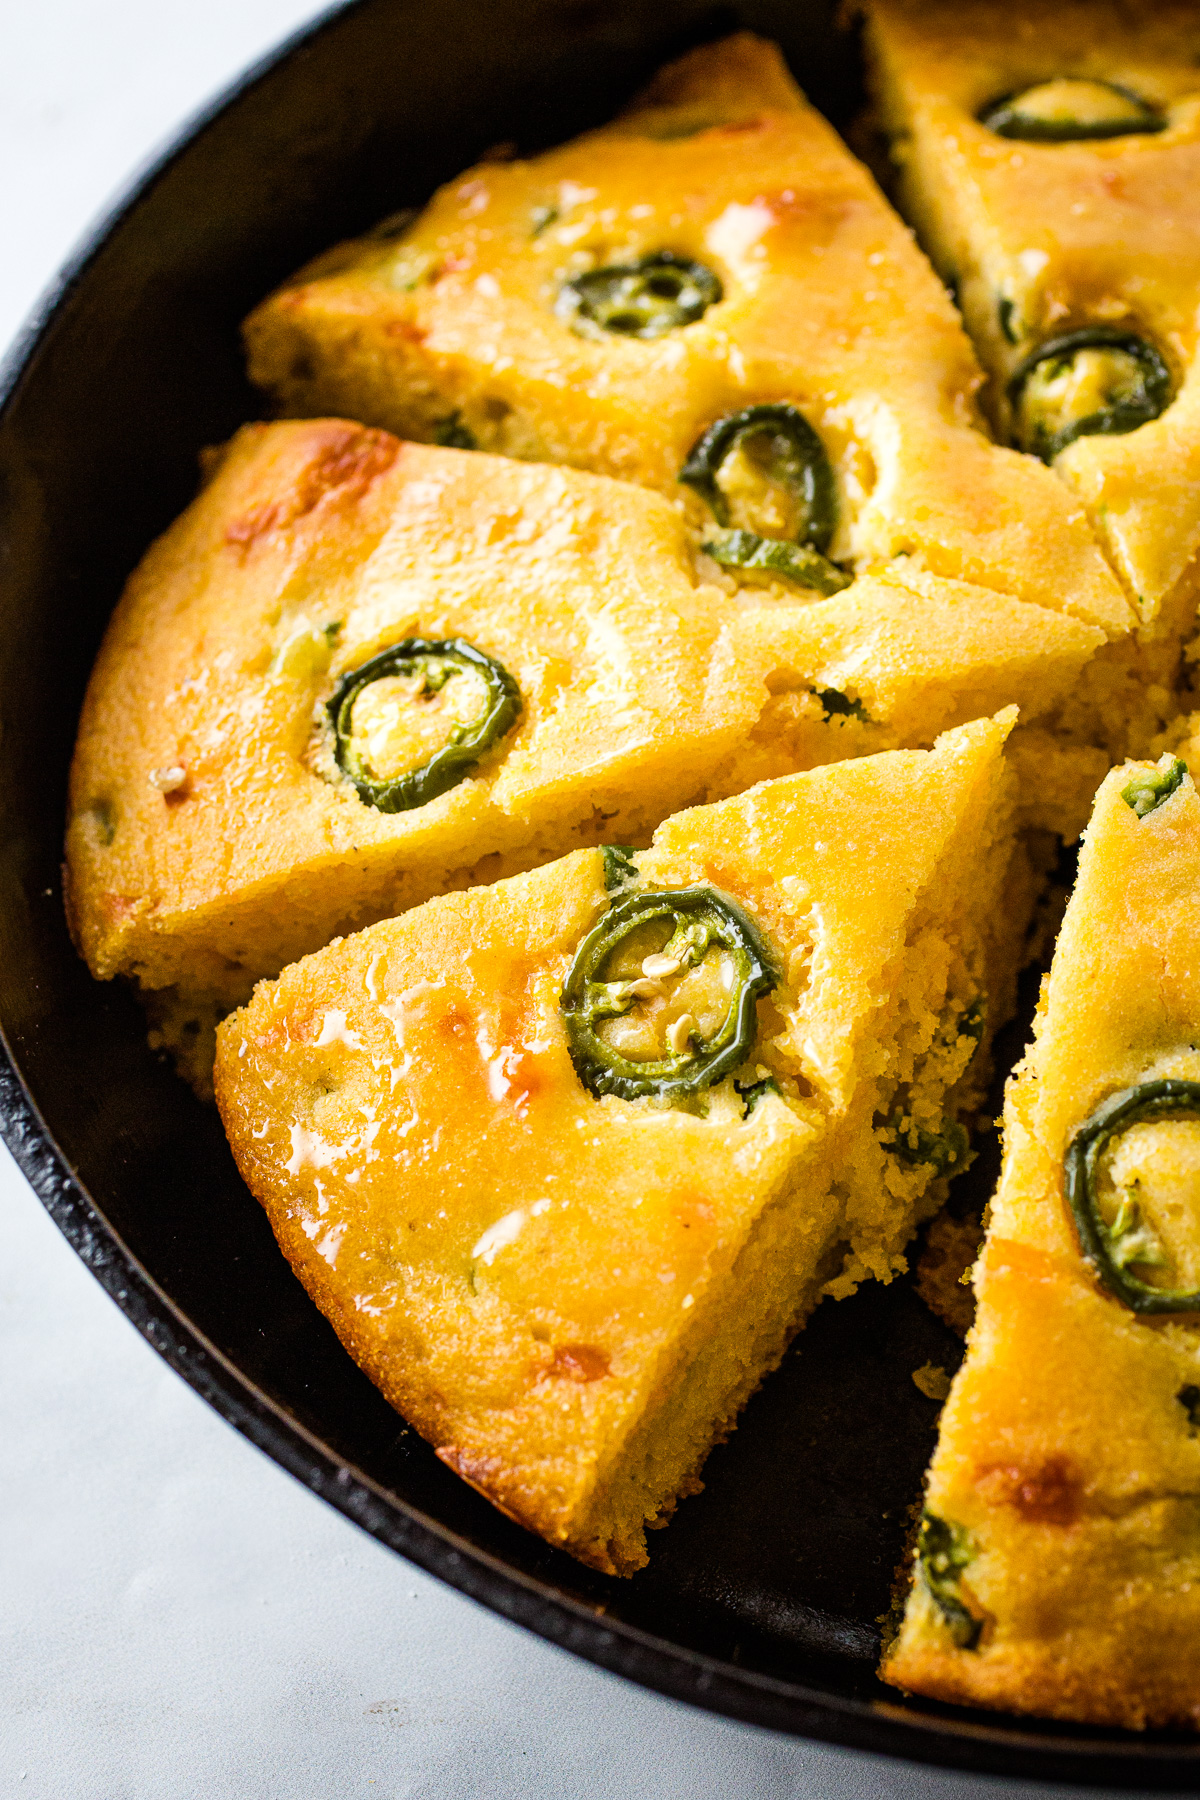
[[884, 754, 1200, 1728], [865, 1, 1200, 645], [65, 419, 760, 1043], [215, 713, 1021, 1574], [66, 417, 1105, 1096], [244, 34, 1129, 638]]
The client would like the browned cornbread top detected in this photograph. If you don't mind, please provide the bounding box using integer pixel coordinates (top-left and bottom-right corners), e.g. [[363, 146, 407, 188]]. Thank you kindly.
[[866, 1, 1200, 632], [245, 34, 1131, 637]]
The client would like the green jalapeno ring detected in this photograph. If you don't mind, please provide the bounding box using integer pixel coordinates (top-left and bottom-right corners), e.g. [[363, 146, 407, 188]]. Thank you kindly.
[[329, 637, 521, 814], [918, 1513, 982, 1651], [561, 884, 779, 1103], [679, 403, 838, 555], [979, 80, 1165, 143], [1065, 1079, 1200, 1313], [702, 529, 852, 596], [557, 252, 722, 342], [1008, 327, 1172, 461], [997, 296, 1020, 345]]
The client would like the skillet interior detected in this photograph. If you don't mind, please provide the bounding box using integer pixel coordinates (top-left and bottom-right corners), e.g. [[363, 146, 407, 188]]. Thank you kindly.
[[3, 0, 1200, 1778]]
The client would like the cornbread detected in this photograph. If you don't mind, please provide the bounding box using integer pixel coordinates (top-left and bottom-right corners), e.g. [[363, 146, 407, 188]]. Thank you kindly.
[[865, 1, 1200, 643], [244, 34, 1130, 639], [885, 757, 1200, 1728], [63, 418, 765, 1074], [63, 13, 1200, 1705], [65, 415, 1109, 1096], [215, 713, 1023, 1573]]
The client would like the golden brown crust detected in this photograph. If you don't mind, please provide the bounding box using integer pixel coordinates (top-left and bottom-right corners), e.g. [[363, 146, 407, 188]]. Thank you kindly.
[[63, 419, 751, 1001], [865, 0, 1200, 641], [66, 406, 1108, 1075], [215, 717, 1021, 1574], [244, 35, 1130, 638], [885, 765, 1200, 1728]]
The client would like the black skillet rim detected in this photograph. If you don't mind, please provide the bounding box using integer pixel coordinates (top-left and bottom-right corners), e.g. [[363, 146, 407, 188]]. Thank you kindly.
[[2, 3, 1199, 1781]]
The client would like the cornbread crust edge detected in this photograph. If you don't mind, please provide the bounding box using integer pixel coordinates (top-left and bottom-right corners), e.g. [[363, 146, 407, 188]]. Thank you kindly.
[[883, 762, 1200, 1729], [215, 714, 1022, 1573]]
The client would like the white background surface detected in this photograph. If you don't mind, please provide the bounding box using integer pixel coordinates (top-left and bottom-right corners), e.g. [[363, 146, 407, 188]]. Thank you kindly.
[[0, 6, 1115, 1794]]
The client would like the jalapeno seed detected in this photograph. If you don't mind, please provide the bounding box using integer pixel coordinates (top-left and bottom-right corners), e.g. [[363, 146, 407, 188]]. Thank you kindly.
[[1009, 328, 1171, 461], [918, 1513, 982, 1650], [1065, 1079, 1200, 1313], [561, 884, 778, 1103], [980, 78, 1165, 142], [557, 252, 721, 341], [329, 637, 521, 813]]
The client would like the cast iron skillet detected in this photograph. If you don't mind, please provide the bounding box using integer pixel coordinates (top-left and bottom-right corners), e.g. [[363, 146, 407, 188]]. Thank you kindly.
[[2, 0, 1197, 1780]]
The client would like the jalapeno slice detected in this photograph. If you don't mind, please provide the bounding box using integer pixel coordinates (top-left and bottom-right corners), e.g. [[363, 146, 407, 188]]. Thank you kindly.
[[917, 1513, 982, 1650], [1122, 756, 1187, 818], [557, 252, 721, 341], [680, 404, 838, 552], [600, 844, 639, 893], [1009, 327, 1171, 460], [1066, 1079, 1200, 1313], [702, 529, 851, 596], [561, 884, 778, 1103], [329, 637, 521, 813], [980, 78, 1165, 142], [888, 1112, 971, 1176], [433, 412, 477, 450], [735, 1073, 781, 1118]]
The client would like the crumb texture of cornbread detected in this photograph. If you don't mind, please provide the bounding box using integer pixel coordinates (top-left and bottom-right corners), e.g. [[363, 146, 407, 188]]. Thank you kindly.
[[865, 1, 1200, 645], [215, 713, 1021, 1574], [244, 34, 1130, 639], [884, 759, 1200, 1728]]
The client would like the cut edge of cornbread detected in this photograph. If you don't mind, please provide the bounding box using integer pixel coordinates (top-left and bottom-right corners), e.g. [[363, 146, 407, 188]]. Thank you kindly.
[[883, 756, 1200, 1728]]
